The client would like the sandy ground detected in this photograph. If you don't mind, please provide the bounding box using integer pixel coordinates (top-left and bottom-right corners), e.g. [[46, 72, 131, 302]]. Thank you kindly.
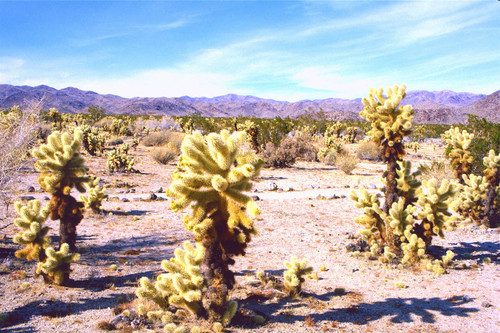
[[0, 142, 499, 333]]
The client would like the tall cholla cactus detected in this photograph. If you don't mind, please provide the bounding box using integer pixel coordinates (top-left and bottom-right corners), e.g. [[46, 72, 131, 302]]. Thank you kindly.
[[442, 127, 474, 183], [12, 200, 50, 262], [167, 130, 263, 323], [359, 84, 414, 253], [482, 150, 500, 227], [30, 128, 88, 284], [351, 86, 458, 271]]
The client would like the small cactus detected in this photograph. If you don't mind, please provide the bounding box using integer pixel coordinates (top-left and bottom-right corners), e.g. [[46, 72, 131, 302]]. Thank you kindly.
[[283, 257, 313, 297]]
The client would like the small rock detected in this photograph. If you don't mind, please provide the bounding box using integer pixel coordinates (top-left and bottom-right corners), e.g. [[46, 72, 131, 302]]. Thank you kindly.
[[121, 198, 129, 202], [27, 186, 35, 193], [268, 182, 278, 191], [366, 183, 377, 189], [19, 196, 36, 201], [43, 196, 50, 200], [339, 194, 346, 199], [124, 189, 130, 194], [149, 193, 157, 201], [481, 301, 492, 308], [462, 295, 472, 302], [130, 189, 136, 193], [251, 196, 260, 201], [110, 315, 124, 326], [157, 187, 163, 193]]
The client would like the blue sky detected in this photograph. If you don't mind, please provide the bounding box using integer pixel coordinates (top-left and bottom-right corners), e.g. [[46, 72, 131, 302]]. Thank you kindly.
[[0, 0, 498, 101]]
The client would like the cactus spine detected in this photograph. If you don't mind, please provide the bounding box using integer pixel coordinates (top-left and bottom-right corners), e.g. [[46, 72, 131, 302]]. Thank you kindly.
[[359, 84, 414, 254], [167, 130, 263, 323]]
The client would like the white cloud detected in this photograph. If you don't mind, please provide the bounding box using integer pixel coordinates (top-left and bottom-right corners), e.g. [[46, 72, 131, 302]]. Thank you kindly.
[[0, 57, 25, 82]]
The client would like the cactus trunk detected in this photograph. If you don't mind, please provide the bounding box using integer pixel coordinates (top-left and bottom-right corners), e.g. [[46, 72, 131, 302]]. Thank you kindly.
[[201, 197, 235, 323], [482, 184, 499, 228], [49, 193, 84, 252], [383, 157, 401, 254]]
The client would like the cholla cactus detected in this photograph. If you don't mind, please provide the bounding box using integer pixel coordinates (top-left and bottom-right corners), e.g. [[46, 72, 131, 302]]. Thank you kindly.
[[325, 121, 345, 138], [167, 129, 263, 322], [237, 120, 260, 153], [136, 241, 204, 314], [359, 84, 414, 253], [81, 125, 105, 156], [80, 177, 107, 212], [344, 126, 359, 143], [442, 127, 474, 183], [29, 129, 87, 284], [404, 141, 420, 153], [12, 200, 50, 262], [107, 144, 135, 172], [283, 257, 313, 297], [36, 243, 79, 285], [451, 174, 487, 225]]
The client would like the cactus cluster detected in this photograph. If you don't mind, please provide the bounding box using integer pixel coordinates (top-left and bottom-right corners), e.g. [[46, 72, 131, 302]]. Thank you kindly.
[[452, 149, 500, 227], [81, 125, 106, 156], [236, 120, 260, 153], [351, 85, 458, 271], [107, 144, 135, 172], [442, 127, 474, 183], [36, 243, 80, 285], [80, 176, 107, 213]]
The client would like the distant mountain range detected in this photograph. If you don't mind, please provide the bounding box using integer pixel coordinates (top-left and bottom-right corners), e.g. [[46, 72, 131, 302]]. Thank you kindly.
[[0, 84, 498, 124]]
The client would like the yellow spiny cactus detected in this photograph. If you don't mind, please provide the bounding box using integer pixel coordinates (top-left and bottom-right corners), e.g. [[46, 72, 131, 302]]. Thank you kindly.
[[360, 84, 413, 160], [451, 174, 487, 224], [283, 257, 313, 297], [12, 200, 50, 261], [136, 241, 205, 314], [349, 188, 387, 246], [442, 127, 474, 181], [167, 130, 263, 249], [80, 176, 107, 212], [483, 149, 500, 183], [32, 128, 89, 194], [36, 243, 79, 285]]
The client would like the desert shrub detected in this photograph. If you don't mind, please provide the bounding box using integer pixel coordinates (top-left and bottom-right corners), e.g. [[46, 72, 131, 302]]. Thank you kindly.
[[142, 131, 172, 147], [150, 144, 178, 165], [261, 135, 317, 168], [317, 148, 338, 166], [418, 161, 452, 185], [0, 105, 41, 213], [357, 141, 381, 161], [336, 151, 359, 175]]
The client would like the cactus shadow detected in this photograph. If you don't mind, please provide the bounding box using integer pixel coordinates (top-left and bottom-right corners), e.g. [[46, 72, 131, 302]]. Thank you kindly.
[[448, 241, 500, 263], [247, 295, 479, 326], [0, 294, 121, 329], [71, 270, 156, 291]]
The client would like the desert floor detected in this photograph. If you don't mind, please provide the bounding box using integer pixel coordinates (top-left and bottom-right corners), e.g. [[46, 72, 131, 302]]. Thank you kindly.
[[0, 141, 499, 333]]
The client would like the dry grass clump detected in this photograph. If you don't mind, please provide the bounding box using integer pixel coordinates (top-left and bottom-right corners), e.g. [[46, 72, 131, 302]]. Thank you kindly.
[[318, 148, 338, 166], [356, 141, 381, 161], [336, 151, 360, 175], [142, 131, 172, 147], [418, 161, 453, 185], [150, 143, 179, 165]]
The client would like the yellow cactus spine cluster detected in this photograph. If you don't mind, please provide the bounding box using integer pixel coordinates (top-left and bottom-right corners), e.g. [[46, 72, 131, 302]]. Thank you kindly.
[[32, 128, 89, 194], [451, 174, 487, 224], [36, 243, 80, 285], [136, 241, 205, 314], [12, 200, 50, 261], [360, 84, 414, 161], [166, 129, 263, 323], [283, 257, 313, 297], [442, 127, 474, 182], [80, 176, 108, 212]]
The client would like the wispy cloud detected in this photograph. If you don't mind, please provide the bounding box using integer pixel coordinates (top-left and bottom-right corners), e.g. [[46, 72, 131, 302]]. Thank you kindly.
[[136, 17, 191, 31], [0, 57, 25, 82]]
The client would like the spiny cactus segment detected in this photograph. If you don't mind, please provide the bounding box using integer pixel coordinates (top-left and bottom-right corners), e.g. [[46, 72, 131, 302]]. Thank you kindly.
[[80, 176, 108, 212], [442, 127, 474, 183], [12, 200, 50, 262], [36, 243, 80, 285]]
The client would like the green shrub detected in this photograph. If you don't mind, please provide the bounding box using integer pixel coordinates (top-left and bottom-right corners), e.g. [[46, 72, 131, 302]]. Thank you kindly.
[[261, 135, 317, 168]]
